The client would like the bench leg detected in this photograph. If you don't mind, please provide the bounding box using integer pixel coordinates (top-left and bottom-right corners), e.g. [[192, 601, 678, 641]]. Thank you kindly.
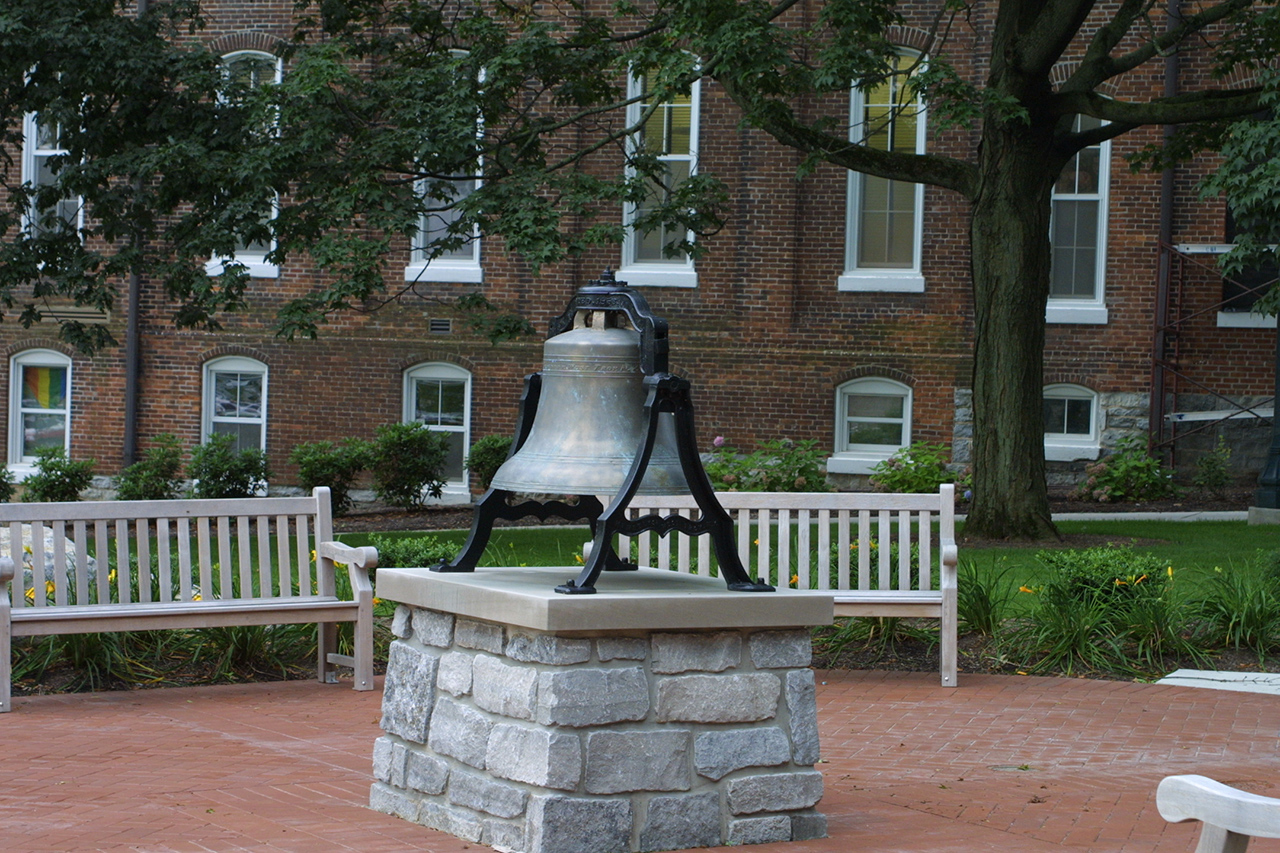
[[940, 586, 958, 688], [317, 622, 338, 684], [1, 605, 10, 713], [352, 602, 374, 691]]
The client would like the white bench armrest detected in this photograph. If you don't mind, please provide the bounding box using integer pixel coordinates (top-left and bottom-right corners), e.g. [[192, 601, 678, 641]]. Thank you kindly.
[[0, 556, 12, 584], [318, 542, 377, 596], [1158, 774, 1280, 842]]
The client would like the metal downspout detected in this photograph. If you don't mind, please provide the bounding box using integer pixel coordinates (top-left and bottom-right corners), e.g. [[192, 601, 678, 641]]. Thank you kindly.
[[1149, 0, 1179, 452], [122, 0, 149, 467]]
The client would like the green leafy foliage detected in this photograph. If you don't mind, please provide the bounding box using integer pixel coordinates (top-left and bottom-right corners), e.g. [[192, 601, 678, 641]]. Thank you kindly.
[[1070, 435, 1180, 503], [22, 448, 95, 502], [187, 434, 270, 499], [289, 439, 370, 516], [464, 434, 514, 491], [114, 434, 184, 501], [1197, 559, 1280, 656], [368, 534, 457, 569], [703, 437, 829, 492], [0, 467, 16, 503], [1192, 437, 1233, 499], [368, 422, 448, 510], [869, 442, 966, 494]]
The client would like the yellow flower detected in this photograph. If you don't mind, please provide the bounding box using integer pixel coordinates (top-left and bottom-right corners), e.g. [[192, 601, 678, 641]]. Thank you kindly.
[[1135, 574, 1147, 585], [45, 580, 55, 595], [1019, 585, 1035, 594], [789, 574, 799, 586], [24, 587, 34, 603], [23, 544, 32, 554], [1167, 566, 1174, 579], [372, 597, 382, 606], [574, 553, 584, 565], [108, 569, 117, 584], [1114, 579, 1127, 586], [753, 539, 759, 546], [310, 549, 317, 563]]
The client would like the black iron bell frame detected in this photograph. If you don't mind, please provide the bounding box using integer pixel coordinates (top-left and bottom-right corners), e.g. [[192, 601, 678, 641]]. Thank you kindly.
[[432, 271, 773, 595]]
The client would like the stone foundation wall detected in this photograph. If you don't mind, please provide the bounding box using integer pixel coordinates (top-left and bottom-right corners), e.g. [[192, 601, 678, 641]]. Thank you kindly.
[[370, 606, 827, 853]]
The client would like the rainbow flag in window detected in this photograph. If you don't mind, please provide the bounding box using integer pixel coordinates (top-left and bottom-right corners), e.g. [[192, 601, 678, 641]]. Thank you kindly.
[[22, 365, 66, 410]]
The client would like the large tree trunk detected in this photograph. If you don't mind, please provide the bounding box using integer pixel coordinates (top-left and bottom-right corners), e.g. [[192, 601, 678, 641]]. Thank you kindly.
[[963, 124, 1060, 540]]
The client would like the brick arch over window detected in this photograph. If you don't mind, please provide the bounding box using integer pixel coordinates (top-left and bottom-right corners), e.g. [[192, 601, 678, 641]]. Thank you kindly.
[[1043, 371, 1095, 387], [208, 32, 284, 57], [883, 25, 934, 55], [394, 351, 476, 374], [197, 344, 271, 368], [4, 338, 74, 360], [832, 365, 915, 389], [1049, 63, 1121, 96]]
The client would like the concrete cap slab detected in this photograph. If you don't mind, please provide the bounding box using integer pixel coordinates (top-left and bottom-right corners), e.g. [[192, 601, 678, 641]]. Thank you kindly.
[[376, 567, 834, 632], [1157, 669, 1280, 695]]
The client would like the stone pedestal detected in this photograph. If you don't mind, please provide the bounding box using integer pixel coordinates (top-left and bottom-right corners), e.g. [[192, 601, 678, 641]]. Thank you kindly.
[[370, 566, 834, 853]]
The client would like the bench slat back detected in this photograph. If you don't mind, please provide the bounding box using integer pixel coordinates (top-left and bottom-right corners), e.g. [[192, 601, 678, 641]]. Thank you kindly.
[[619, 486, 954, 592], [3, 491, 334, 611]]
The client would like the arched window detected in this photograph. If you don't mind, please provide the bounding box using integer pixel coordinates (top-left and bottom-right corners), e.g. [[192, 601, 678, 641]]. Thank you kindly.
[[1047, 115, 1111, 324], [203, 356, 268, 451], [828, 377, 912, 474], [620, 64, 700, 288], [841, 51, 927, 293], [403, 362, 471, 490], [1043, 383, 1101, 460], [206, 50, 282, 279], [9, 349, 72, 466]]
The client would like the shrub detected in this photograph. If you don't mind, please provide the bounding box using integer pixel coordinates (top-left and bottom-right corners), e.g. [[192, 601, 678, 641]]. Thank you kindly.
[[869, 442, 966, 494], [1192, 437, 1233, 499], [115, 434, 184, 501], [704, 437, 829, 492], [290, 438, 369, 515], [368, 422, 449, 510], [1070, 434, 1180, 502], [0, 466, 15, 503], [22, 448, 95, 502], [464, 434, 513, 491], [956, 558, 1017, 637], [187, 433, 270, 499], [369, 533, 457, 568], [1198, 561, 1280, 656]]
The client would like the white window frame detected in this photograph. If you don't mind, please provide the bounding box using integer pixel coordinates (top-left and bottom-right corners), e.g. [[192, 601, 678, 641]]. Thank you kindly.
[[1043, 383, 1101, 461], [1046, 116, 1110, 325], [404, 53, 484, 285], [202, 356, 268, 452], [839, 51, 927, 293], [403, 362, 472, 501], [22, 112, 83, 238], [620, 68, 700, 288], [827, 377, 912, 474], [8, 349, 73, 472], [206, 51, 282, 280]]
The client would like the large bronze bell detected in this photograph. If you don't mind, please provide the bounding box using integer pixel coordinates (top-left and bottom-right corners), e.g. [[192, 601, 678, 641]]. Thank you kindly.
[[489, 310, 688, 496]]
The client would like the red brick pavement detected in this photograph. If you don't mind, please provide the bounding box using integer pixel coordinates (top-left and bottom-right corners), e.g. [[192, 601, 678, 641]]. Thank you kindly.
[[2, 670, 1277, 852]]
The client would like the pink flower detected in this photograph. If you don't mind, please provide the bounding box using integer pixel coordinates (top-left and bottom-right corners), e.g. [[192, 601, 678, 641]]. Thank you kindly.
[[713, 435, 726, 447]]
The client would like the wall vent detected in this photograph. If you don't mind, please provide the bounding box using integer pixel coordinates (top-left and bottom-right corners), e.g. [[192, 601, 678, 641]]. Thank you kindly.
[[429, 318, 453, 334]]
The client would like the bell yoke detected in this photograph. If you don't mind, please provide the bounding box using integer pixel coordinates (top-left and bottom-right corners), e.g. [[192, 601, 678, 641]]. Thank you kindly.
[[432, 270, 774, 595]]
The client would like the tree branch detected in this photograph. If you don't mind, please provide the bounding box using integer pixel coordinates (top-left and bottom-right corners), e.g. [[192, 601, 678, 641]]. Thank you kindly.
[[1055, 86, 1265, 126], [1018, 0, 1102, 78]]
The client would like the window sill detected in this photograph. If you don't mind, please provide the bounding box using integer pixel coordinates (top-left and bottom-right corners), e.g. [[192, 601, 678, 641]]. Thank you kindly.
[[1046, 303, 1108, 324], [205, 258, 279, 280], [404, 261, 484, 285], [1217, 311, 1277, 329], [837, 271, 925, 293], [826, 452, 898, 475], [616, 265, 698, 288], [1044, 442, 1100, 462]]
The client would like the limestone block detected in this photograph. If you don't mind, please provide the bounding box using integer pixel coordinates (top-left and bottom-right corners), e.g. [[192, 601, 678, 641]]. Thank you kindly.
[[526, 795, 633, 853], [437, 650, 473, 697], [380, 642, 439, 743], [726, 815, 792, 845], [486, 722, 582, 791], [584, 730, 692, 794], [428, 697, 494, 770], [391, 605, 412, 639], [484, 818, 526, 853], [420, 800, 485, 843], [456, 617, 504, 653], [372, 736, 407, 787], [405, 751, 449, 795], [651, 631, 741, 673], [790, 811, 829, 841], [536, 667, 649, 727], [369, 781, 420, 823], [726, 771, 824, 815], [693, 727, 791, 781], [448, 770, 529, 819], [472, 654, 538, 721], [655, 673, 780, 723], [506, 632, 592, 665], [411, 608, 454, 648], [748, 630, 812, 669], [638, 791, 722, 852], [596, 637, 648, 661], [787, 669, 821, 766]]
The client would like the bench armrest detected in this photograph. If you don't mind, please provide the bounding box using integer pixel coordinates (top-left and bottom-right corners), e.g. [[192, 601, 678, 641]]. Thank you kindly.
[[0, 555, 12, 585], [317, 541, 377, 597], [939, 538, 959, 589], [1158, 774, 1280, 840]]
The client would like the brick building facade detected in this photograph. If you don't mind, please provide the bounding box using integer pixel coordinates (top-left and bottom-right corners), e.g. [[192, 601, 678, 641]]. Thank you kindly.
[[3, 1, 1274, 501]]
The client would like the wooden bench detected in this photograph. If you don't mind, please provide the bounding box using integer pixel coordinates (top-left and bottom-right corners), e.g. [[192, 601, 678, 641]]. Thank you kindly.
[[0, 486, 377, 712], [1158, 774, 1280, 852], [619, 484, 958, 687]]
